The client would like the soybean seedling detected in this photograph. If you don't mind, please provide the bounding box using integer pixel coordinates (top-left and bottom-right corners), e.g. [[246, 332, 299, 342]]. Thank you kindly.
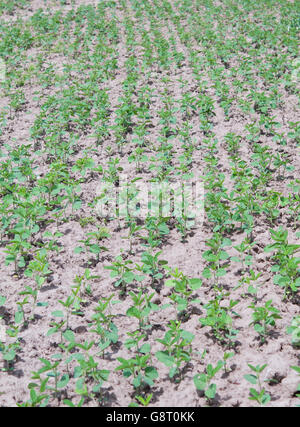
[[222, 352, 234, 374], [126, 290, 158, 330], [165, 268, 202, 319], [249, 300, 281, 343], [264, 227, 300, 299], [116, 354, 158, 393], [155, 320, 194, 381], [104, 255, 136, 295], [193, 360, 224, 405], [286, 316, 300, 347], [90, 295, 119, 357], [290, 366, 300, 404], [123, 218, 142, 254], [244, 364, 271, 406], [75, 226, 110, 265], [129, 393, 153, 407]]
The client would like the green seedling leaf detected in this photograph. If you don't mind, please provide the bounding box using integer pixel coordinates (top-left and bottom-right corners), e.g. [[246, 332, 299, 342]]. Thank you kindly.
[[193, 373, 207, 391], [155, 351, 175, 367], [57, 374, 69, 389], [51, 311, 64, 318], [205, 383, 216, 399], [244, 374, 257, 385], [189, 278, 202, 290]]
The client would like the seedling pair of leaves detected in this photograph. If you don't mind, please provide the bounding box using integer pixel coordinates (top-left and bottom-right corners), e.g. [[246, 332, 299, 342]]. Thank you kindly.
[[116, 354, 158, 392], [199, 296, 239, 345], [249, 300, 281, 343], [165, 268, 202, 316], [29, 355, 69, 404], [90, 295, 119, 356], [129, 393, 153, 407], [201, 236, 232, 284], [193, 360, 224, 404], [155, 320, 194, 380], [105, 255, 144, 294], [244, 364, 271, 406], [140, 250, 168, 285], [126, 290, 159, 330], [72, 352, 110, 400], [264, 227, 300, 298], [75, 226, 110, 264], [50, 283, 84, 331], [286, 316, 300, 347]]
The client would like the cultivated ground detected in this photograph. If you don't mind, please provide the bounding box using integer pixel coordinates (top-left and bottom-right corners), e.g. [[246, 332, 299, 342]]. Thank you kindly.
[[0, 0, 299, 407]]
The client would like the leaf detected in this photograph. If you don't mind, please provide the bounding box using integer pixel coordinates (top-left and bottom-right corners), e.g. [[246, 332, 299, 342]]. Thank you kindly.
[[37, 302, 48, 307], [177, 297, 187, 312], [155, 351, 175, 367], [193, 373, 207, 391], [205, 383, 216, 399], [72, 200, 82, 211], [180, 330, 195, 343], [15, 311, 23, 324], [219, 250, 230, 260], [169, 366, 178, 378], [244, 374, 257, 385], [139, 343, 151, 354], [145, 366, 158, 381], [74, 246, 85, 254], [57, 374, 69, 389], [189, 278, 202, 290], [261, 392, 271, 405], [63, 330, 75, 342], [3, 349, 16, 361], [89, 244, 101, 254], [165, 279, 176, 287], [126, 307, 140, 319], [46, 327, 58, 336], [221, 238, 232, 247], [75, 378, 87, 395], [133, 374, 142, 388], [291, 366, 300, 374], [64, 399, 75, 407], [216, 268, 227, 277], [123, 271, 135, 283], [51, 310, 64, 318], [202, 267, 212, 279], [254, 323, 264, 334]]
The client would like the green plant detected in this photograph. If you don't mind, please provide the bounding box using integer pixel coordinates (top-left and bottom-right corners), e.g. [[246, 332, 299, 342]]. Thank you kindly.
[[126, 290, 158, 330], [244, 364, 271, 406], [199, 296, 239, 345], [193, 360, 224, 404], [90, 295, 119, 357], [116, 354, 158, 392], [155, 320, 194, 381], [105, 255, 136, 294], [75, 227, 110, 264], [129, 393, 153, 407], [249, 300, 281, 343], [264, 227, 300, 299], [165, 268, 202, 318], [287, 316, 300, 347], [141, 250, 168, 286]]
